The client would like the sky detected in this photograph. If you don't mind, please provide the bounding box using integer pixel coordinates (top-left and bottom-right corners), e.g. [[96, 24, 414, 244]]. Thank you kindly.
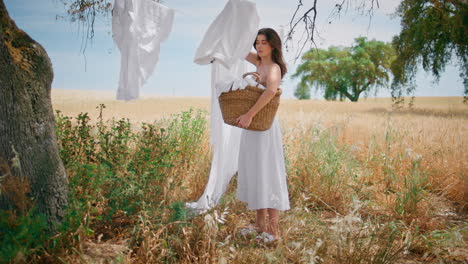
[[3, 0, 465, 99]]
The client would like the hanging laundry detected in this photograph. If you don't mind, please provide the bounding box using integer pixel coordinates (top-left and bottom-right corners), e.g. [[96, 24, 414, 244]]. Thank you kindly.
[[187, 0, 260, 214], [194, 0, 260, 69], [112, 0, 174, 100]]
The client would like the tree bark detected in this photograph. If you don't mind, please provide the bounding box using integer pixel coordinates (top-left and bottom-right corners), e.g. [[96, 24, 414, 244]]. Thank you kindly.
[[0, 0, 68, 230], [351, 90, 362, 102], [336, 85, 356, 102]]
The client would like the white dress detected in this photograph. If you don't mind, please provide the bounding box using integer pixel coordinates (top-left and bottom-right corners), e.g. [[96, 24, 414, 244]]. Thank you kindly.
[[237, 113, 290, 211]]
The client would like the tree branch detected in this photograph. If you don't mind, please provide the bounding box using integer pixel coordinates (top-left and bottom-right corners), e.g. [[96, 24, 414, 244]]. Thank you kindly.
[[286, 0, 318, 61], [287, 0, 380, 61]]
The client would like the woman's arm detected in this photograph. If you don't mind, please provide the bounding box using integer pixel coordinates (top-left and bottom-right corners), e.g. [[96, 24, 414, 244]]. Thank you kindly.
[[245, 52, 259, 66], [236, 65, 281, 128]]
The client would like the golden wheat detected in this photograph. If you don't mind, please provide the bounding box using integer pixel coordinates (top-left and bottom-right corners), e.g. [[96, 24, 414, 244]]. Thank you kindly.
[[52, 89, 467, 206], [51, 89, 467, 263]]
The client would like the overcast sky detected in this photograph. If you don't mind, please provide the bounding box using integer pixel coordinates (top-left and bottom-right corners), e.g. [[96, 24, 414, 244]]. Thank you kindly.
[[4, 0, 465, 99]]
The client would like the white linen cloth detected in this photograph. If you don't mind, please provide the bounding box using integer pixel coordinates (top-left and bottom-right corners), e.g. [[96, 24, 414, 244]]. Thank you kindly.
[[215, 74, 265, 98], [186, 0, 260, 214], [112, 0, 174, 100], [193, 0, 260, 69]]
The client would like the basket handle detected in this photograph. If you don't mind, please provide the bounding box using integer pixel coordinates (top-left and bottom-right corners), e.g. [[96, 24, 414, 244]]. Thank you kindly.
[[242, 72, 261, 87]]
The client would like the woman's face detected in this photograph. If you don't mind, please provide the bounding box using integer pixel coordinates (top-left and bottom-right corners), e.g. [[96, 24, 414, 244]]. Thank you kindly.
[[255, 34, 272, 58]]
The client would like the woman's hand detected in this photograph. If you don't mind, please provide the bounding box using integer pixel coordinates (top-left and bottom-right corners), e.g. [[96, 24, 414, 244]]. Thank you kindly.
[[236, 113, 253, 129]]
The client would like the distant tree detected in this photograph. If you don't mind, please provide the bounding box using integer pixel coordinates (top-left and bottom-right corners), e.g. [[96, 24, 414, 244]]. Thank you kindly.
[[391, 0, 468, 101], [294, 82, 311, 100], [288, 0, 467, 101], [293, 37, 395, 102]]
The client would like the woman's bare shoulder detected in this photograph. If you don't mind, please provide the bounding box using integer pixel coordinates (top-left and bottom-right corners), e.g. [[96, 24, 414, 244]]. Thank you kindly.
[[268, 64, 281, 79], [265, 64, 281, 89]]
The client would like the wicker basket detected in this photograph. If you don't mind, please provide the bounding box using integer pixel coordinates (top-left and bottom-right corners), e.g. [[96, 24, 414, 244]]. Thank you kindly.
[[218, 72, 282, 131]]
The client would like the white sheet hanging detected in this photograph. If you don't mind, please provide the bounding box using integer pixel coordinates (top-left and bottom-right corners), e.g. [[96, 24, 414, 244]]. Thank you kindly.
[[186, 0, 260, 214], [112, 0, 174, 100]]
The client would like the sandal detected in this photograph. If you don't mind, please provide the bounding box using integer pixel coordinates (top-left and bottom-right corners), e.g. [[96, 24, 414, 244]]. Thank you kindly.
[[255, 232, 277, 244], [239, 224, 259, 236]]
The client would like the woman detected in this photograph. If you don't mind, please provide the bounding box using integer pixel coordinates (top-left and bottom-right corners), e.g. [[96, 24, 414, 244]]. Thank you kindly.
[[236, 28, 290, 243]]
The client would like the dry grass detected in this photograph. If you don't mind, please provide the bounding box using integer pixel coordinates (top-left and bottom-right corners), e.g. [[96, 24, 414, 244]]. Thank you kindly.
[[280, 97, 467, 211], [53, 90, 467, 208], [50, 89, 467, 263]]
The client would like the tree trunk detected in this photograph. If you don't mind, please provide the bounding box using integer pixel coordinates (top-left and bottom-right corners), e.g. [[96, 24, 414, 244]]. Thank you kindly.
[[349, 93, 360, 102], [339, 88, 360, 102], [0, 0, 68, 230]]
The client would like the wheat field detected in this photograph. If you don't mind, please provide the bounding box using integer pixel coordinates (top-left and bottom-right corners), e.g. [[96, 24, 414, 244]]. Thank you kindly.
[[49, 89, 467, 263], [51, 89, 467, 212]]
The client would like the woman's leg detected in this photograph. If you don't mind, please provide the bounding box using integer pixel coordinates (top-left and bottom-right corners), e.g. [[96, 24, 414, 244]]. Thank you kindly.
[[256, 209, 268, 232], [267, 208, 279, 238]]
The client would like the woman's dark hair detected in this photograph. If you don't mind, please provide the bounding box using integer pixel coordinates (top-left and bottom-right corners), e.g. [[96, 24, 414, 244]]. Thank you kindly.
[[254, 28, 287, 79]]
